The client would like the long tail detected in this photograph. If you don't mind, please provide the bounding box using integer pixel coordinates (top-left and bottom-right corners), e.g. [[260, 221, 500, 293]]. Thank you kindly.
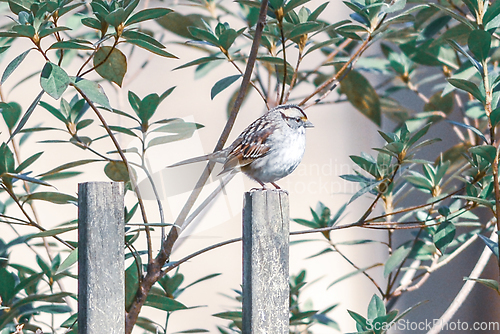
[[169, 151, 227, 167], [168, 154, 212, 167]]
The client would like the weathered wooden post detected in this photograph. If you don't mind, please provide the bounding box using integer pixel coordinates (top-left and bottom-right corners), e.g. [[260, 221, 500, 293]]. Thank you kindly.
[[78, 182, 125, 334], [242, 189, 289, 333]]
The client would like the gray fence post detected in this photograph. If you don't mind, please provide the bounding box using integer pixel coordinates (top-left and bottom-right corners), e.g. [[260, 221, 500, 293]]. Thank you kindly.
[[78, 182, 125, 334], [242, 189, 289, 333]]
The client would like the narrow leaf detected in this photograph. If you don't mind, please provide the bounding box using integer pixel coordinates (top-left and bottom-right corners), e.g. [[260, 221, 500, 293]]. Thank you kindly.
[[211, 75, 241, 99], [447, 78, 485, 103], [384, 245, 410, 277], [55, 247, 78, 274], [125, 8, 173, 26], [447, 120, 488, 143], [24, 192, 78, 205], [9, 90, 44, 141], [2, 49, 31, 84]]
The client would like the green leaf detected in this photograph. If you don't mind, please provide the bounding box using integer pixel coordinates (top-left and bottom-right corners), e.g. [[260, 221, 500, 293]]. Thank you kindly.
[[211, 75, 241, 100], [406, 123, 431, 148], [447, 120, 487, 143], [126, 39, 177, 58], [8, 0, 35, 14], [91, 1, 109, 19], [94, 46, 127, 87], [447, 78, 485, 103], [106, 8, 126, 27], [424, 91, 453, 114], [25, 304, 72, 315], [0, 267, 16, 303], [121, 30, 165, 48], [55, 247, 78, 274], [212, 311, 242, 321], [468, 29, 491, 63], [339, 69, 381, 125], [464, 277, 499, 293], [218, 28, 238, 51], [433, 221, 456, 253], [293, 218, 318, 228], [490, 106, 500, 127], [135, 317, 163, 333], [155, 12, 208, 39], [349, 180, 383, 204], [125, 260, 140, 311], [4, 172, 51, 187], [49, 41, 94, 50], [347, 310, 368, 330], [0, 102, 22, 130], [405, 174, 434, 192], [24, 192, 78, 205], [145, 294, 187, 312], [104, 161, 130, 182], [152, 120, 204, 134], [147, 134, 195, 148], [447, 39, 482, 73], [81, 17, 102, 30], [9, 90, 44, 140], [304, 37, 341, 56], [12, 24, 35, 38], [188, 26, 220, 46], [77, 119, 93, 130], [367, 294, 385, 320], [2, 49, 31, 84], [384, 244, 410, 277], [350, 155, 377, 176], [453, 195, 493, 208], [38, 26, 72, 39], [174, 56, 225, 71], [288, 22, 322, 40], [40, 159, 100, 176], [40, 62, 70, 100], [137, 93, 159, 123], [73, 78, 112, 110], [125, 8, 172, 26], [469, 145, 497, 163], [108, 125, 137, 137], [478, 234, 499, 258], [283, 0, 310, 13], [11, 272, 44, 299], [159, 86, 176, 103]]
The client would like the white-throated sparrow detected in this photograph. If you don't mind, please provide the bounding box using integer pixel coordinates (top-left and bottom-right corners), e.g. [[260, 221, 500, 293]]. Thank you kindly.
[[170, 104, 313, 189]]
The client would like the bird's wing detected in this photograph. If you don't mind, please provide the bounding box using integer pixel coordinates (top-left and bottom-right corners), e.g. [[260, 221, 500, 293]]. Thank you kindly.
[[219, 117, 276, 174]]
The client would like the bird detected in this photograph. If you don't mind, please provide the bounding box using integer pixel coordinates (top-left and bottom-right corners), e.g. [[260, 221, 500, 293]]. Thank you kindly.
[[169, 104, 313, 189]]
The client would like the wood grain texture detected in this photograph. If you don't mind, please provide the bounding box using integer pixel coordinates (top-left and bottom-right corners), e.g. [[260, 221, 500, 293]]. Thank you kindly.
[[78, 182, 124, 334], [243, 189, 289, 334]]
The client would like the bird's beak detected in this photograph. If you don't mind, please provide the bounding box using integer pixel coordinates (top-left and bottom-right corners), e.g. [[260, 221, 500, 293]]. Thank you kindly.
[[304, 120, 314, 128]]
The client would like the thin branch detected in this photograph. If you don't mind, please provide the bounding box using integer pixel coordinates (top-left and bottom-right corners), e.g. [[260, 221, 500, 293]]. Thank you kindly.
[[330, 242, 384, 296], [284, 50, 303, 104], [299, 36, 370, 107], [278, 20, 287, 104], [228, 57, 268, 107]]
